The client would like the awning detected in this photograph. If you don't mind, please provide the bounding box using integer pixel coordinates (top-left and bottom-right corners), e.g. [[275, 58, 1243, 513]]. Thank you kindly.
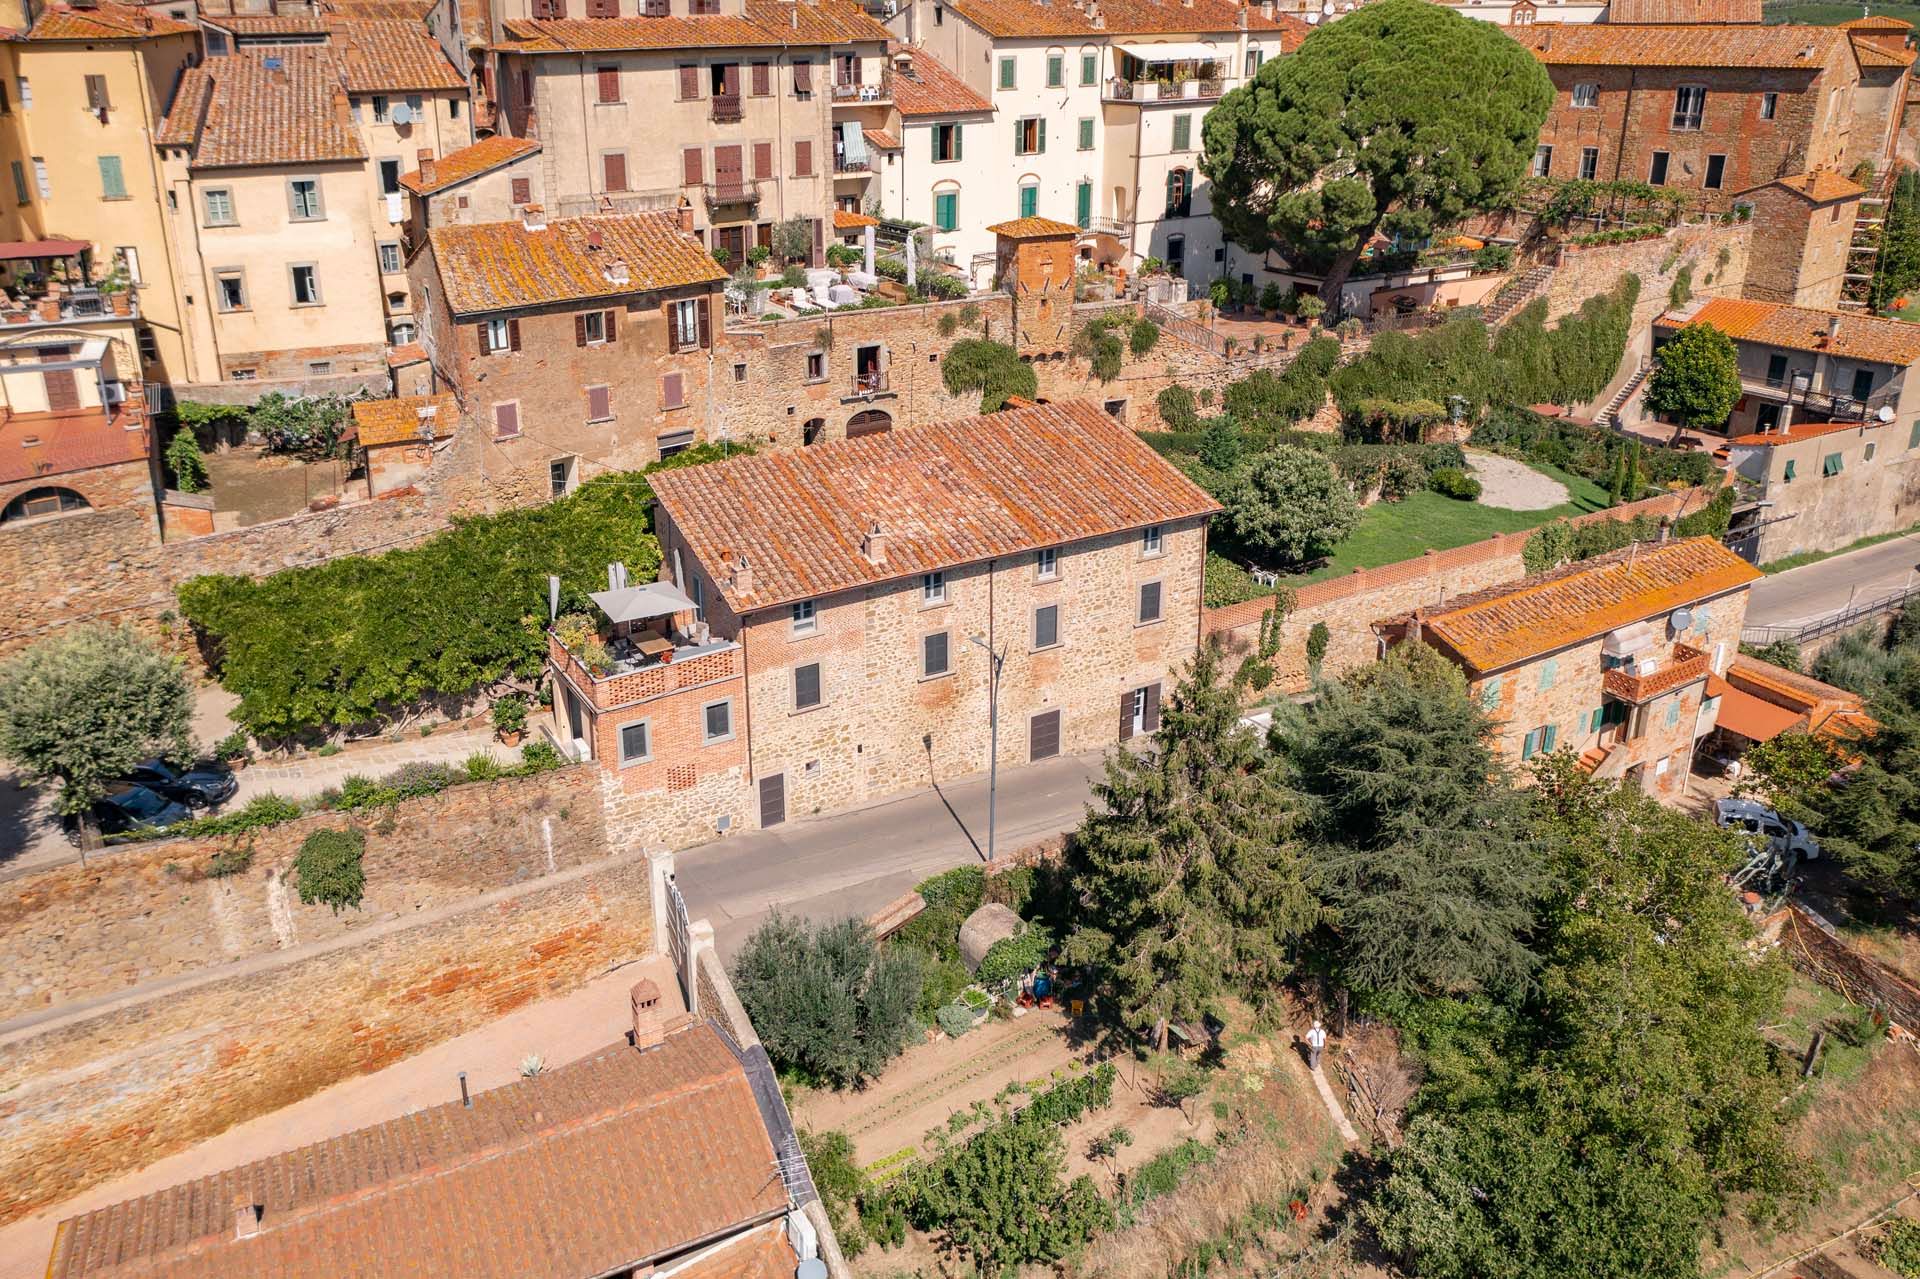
[[1601, 621, 1657, 659], [590, 581, 696, 624], [1116, 41, 1221, 63], [0, 239, 89, 261], [1711, 681, 1805, 742], [838, 120, 868, 168]]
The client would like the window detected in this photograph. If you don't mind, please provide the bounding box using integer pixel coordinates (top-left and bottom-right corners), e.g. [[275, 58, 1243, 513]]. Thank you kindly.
[[14, 76, 28, 110], [1537, 657, 1558, 691], [1672, 85, 1705, 130], [1033, 602, 1060, 649], [84, 73, 110, 111], [661, 372, 686, 410], [494, 401, 520, 437], [1579, 147, 1599, 181], [602, 151, 628, 191], [10, 160, 27, 204], [1, 486, 87, 523], [289, 263, 321, 305], [1765, 353, 1789, 386], [792, 599, 817, 634], [1019, 184, 1038, 218], [932, 122, 961, 162], [97, 155, 126, 199], [999, 56, 1015, 90], [1171, 113, 1191, 151], [1851, 368, 1875, 402], [1076, 180, 1091, 229], [934, 190, 958, 231], [483, 316, 512, 354], [1910, 420, 1920, 450], [1077, 117, 1094, 151], [550, 457, 575, 497], [1137, 580, 1162, 624], [805, 350, 826, 380], [1531, 145, 1552, 178], [377, 241, 402, 274], [1571, 81, 1598, 108], [1481, 676, 1503, 712], [1081, 52, 1097, 84], [596, 64, 619, 103], [1783, 458, 1797, 482], [1165, 168, 1190, 217], [31, 157, 48, 198], [1760, 91, 1777, 120], [792, 59, 813, 95], [307, 360, 332, 376], [1756, 402, 1782, 433], [703, 699, 734, 743], [287, 178, 322, 220], [581, 310, 608, 345], [1142, 523, 1163, 555], [794, 662, 822, 709], [1047, 53, 1063, 87], [935, 3, 943, 20], [1521, 723, 1558, 759], [1704, 154, 1726, 190], [1823, 451, 1843, 477], [794, 139, 813, 177], [137, 326, 158, 360], [921, 631, 950, 677], [214, 270, 247, 312], [751, 61, 770, 96], [921, 570, 946, 604], [669, 297, 701, 350], [1036, 546, 1058, 579], [1649, 151, 1670, 185], [378, 158, 402, 195], [1245, 48, 1262, 77], [1664, 697, 1682, 729], [202, 186, 235, 226], [587, 384, 612, 421], [619, 721, 651, 764], [1014, 117, 1043, 155], [372, 94, 390, 122]]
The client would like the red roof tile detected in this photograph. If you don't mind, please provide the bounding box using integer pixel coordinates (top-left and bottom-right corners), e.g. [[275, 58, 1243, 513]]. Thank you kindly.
[[330, 17, 466, 90], [890, 44, 992, 117], [862, 127, 900, 150], [1840, 14, 1913, 28], [833, 208, 879, 229], [47, 1022, 791, 1279], [1851, 37, 1917, 66], [941, 0, 1302, 38], [21, 1, 194, 40], [1390, 537, 1761, 674], [1507, 21, 1847, 69], [427, 211, 727, 315], [1655, 296, 1920, 366], [649, 398, 1222, 613], [0, 407, 147, 484], [400, 134, 540, 194], [1752, 168, 1868, 203], [1724, 418, 1880, 447], [160, 50, 366, 169], [203, 12, 332, 33], [501, 0, 888, 52], [986, 216, 1082, 239], [352, 392, 458, 445]]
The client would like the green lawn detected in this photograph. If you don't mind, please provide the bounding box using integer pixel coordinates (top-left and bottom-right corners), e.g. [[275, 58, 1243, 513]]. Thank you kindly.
[[1764, 0, 1920, 23]]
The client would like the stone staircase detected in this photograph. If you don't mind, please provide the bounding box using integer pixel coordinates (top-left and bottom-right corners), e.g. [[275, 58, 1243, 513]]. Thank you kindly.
[[1599, 356, 1651, 432], [1482, 263, 1554, 327]]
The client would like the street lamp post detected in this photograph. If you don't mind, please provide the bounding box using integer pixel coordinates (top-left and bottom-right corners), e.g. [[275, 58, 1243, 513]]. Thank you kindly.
[[969, 633, 1006, 862]]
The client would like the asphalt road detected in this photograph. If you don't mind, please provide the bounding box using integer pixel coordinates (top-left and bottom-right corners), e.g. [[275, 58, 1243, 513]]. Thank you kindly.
[[1746, 529, 1920, 629], [671, 748, 1108, 959]]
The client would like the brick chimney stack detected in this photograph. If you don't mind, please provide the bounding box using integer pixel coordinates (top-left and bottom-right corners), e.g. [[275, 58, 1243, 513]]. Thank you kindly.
[[416, 148, 436, 188], [233, 1192, 261, 1240], [332, 85, 351, 133], [861, 520, 888, 565], [677, 200, 695, 236], [631, 979, 665, 1050], [730, 553, 754, 597]]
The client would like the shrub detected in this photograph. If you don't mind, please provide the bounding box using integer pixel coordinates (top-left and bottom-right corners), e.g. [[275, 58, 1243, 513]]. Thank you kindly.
[[1075, 315, 1128, 382], [171, 792, 303, 839], [1223, 336, 1340, 432], [1129, 316, 1160, 357], [1429, 466, 1482, 500], [491, 694, 528, 735], [918, 953, 971, 1021], [1306, 621, 1331, 673], [164, 428, 209, 494], [895, 865, 986, 959], [747, 244, 771, 267], [1296, 293, 1326, 322], [977, 921, 1052, 986], [801, 1130, 869, 1257], [1875, 1219, 1920, 1278], [1260, 282, 1285, 311], [711, 246, 732, 268], [1378, 452, 1429, 501], [1473, 243, 1514, 273], [205, 842, 254, 878], [732, 914, 925, 1087], [780, 264, 807, 288], [936, 310, 959, 337], [520, 738, 565, 771], [214, 730, 252, 762], [773, 216, 812, 263], [1226, 445, 1362, 565], [935, 1002, 976, 1038], [1157, 383, 1199, 430], [941, 339, 1036, 412], [295, 827, 366, 913], [1199, 417, 1244, 473], [462, 751, 503, 781]]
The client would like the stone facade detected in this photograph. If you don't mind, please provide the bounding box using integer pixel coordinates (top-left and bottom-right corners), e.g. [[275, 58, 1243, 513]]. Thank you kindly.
[[1740, 178, 1860, 311], [1727, 421, 1920, 562], [1543, 223, 1752, 333]]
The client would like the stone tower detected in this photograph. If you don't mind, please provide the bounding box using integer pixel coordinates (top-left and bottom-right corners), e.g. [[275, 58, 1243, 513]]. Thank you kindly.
[[988, 218, 1081, 359]]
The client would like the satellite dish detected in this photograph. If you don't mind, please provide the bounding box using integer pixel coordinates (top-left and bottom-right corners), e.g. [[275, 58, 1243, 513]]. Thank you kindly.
[[1669, 607, 1694, 633], [389, 103, 414, 125], [1878, 404, 1895, 423]]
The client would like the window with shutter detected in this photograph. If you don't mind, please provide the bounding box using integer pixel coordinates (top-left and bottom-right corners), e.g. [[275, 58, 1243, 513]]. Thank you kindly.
[[683, 147, 703, 186], [603, 309, 617, 343], [753, 142, 771, 179], [597, 66, 619, 101], [795, 139, 812, 176], [510, 176, 531, 204], [587, 385, 612, 421], [1078, 117, 1093, 150], [934, 191, 957, 231], [1075, 181, 1091, 228], [697, 294, 712, 347], [1171, 113, 1190, 151], [793, 60, 812, 94], [678, 65, 698, 99], [661, 372, 685, 408], [1081, 52, 1096, 84], [85, 74, 110, 111], [794, 662, 822, 709], [751, 62, 770, 95], [575, 314, 589, 347], [97, 156, 125, 199], [494, 402, 520, 437], [603, 152, 627, 191], [1137, 581, 1161, 623], [1018, 185, 1037, 218]]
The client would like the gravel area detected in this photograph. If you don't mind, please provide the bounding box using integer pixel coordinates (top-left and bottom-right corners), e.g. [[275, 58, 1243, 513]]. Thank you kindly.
[[1466, 449, 1569, 511]]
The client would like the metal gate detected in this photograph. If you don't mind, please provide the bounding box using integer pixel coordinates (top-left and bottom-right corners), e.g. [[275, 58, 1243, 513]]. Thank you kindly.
[[665, 873, 697, 1016]]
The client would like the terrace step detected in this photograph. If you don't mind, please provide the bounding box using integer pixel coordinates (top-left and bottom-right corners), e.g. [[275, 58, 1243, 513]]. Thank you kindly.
[[1482, 263, 1554, 328], [1601, 356, 1652, 433]]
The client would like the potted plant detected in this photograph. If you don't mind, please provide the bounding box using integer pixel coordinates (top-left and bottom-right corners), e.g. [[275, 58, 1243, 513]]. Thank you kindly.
[[747, 243, 772, 276], [215, 730, 252, 771], [1297, 293, 1326, 329], [1209, 278, 1231, 311], [492, 694, 528, 746], [1260, 282, 1284, 319]]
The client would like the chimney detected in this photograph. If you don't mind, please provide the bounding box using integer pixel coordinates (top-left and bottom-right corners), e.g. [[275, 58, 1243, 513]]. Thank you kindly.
[[1827, 314, 1842, 339], [605, 258, 630, 284], [416, 147, 436, 188], [586, 227, 604, 250], [861, 520, 888, 565], [677, 200, 694, 235], [522, 203, 547, 231], [630, 978, 666, 1050], [730, 553, 754, 596], [232, 1192, 261, 1240], [1236, 4, 1246, 27], [332, 86, 351, 133]]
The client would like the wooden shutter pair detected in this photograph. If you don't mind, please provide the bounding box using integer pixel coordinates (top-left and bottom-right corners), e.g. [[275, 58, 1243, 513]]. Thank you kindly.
[[677, 65, 699, 100], [1118, 684, 1160, 740], [751, 62, 770, 96], [494, 402, 520, 437], [793, 60, 812, 94], [794, 139, 812, 177], [587, 385, 612, 420], [478, 319, 521, 354], [510, 176, 532, 205], [661, 371, 685, 409], [603, 153, 627, 191], [574, 309, 617, 346], [596, 65, 619, 101], [683, 147, 703, 186], [752, 141, 772, 180]]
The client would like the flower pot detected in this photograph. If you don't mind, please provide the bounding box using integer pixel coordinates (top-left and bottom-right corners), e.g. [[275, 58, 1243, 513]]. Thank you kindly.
[[497, 729, 524, 746], [658, 648, 675, 664], [226, 756, 248, 772]]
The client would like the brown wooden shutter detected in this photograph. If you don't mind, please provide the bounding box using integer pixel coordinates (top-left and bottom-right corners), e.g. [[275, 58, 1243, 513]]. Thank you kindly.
[[508, 318, 521, 351], [678, 64, 699, 99], [603, 308, 617, 343], [1119, 692, 1134, 741], [696, 295, 711, 349], [793, 59, 811, 93], [510, 176, 531, 204], [476, 321, 492, 354], [661, 371, 684, 408], [603, 152, 627, 191], [721, 63, 739, 95], [575, 313, 588, 346], [597, 65, 619, 101], [495, 402, 520, 436], [794, 139, 811, 176], [751, 62, 769, 96], [1142, 683, 1161, 733], [811, 217, 824, 268], [682, 147, 703, 186], [588, 385, 611, 419], [752, 141, 772, 180]]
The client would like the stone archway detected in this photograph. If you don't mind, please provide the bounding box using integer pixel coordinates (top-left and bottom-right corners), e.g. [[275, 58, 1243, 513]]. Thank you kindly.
[[846, 408, 893, 439]]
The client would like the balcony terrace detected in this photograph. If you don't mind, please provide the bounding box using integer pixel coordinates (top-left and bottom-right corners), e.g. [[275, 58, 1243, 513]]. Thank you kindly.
[[1601, 642, 1711, 705], [831, 68, 891, 106], [1736, 372, 1901, 425], [703, 179, 764, 209]]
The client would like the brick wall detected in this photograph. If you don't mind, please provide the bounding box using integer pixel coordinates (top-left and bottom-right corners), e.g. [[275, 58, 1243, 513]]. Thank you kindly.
[[1741, 182, 1857, 311], [1544, 223, 1752, 333]]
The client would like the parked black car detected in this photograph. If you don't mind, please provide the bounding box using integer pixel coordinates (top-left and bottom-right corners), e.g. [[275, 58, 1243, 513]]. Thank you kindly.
[[125, 757, 239, 809], [63, 784, 194, 846]]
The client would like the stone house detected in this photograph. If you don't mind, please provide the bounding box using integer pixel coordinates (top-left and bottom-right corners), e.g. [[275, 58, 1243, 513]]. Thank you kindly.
[[548, 397, 1219, 840], [1737, 169, 1863, 311], [484, 0, 894, 262], [1721, 418, 1920, 562], [410, 206, 728, 508], [398, 135, 546, 241], [350, 391, 458, 496], [1374, 537, 1760, 797]]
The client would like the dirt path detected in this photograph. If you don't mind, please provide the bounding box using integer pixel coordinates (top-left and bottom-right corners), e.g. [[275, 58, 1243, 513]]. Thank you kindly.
[[1466, 449, 1570, 511]]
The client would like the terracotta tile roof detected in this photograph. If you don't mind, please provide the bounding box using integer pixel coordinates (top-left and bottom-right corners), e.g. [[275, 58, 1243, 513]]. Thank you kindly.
[[650, 398, 1222, 613], [1655, 297, 1920, 367], [1724, 655, 1874, 742], [986, 216, 1082, 239], [890, 44, 992, 116], [331, 18, 466, 89], [1754, 168, 1867, 203], [501, 0, 888, 52], [833, 208, 879, 229], [0, 408, 146, 483], [427, 211, 726, 315], [352, 392, 457, 446], [1390, 537, 1761, 675], [941, 0, 1303, 38], [1851, 37, 1916, 66], [328, 0, 440, 16], [668, 1222, 800, 1279], [862, 127, 900, 150], [160, 50, 367, 169], [20, 1, 195, 40], [1506, 22, 1847, 69], [1724, 418, 1880, 447], [400, 134, 540, 193], [203, 13, 332, 33], [47, 1022, 791, 1279], [386, 340, 428, 366], [1840, 14, 1912, 28]]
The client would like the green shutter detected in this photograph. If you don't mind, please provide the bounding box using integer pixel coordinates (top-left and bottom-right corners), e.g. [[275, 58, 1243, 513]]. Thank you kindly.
[[1047, 54, 1062, 87], [1036, 118, 1045, 153], [954, 125, 962, 162], [1542, 724, 1557, 753], [1019, 185, 1037, 218], [1081, 52, 1096, 84], [1172, 114, 1190, 151], [1538, 658, 1557, 691], [931, 126, 941, 163], [97, 155, 125, 199], [1665, 697, 1682, 728], [1075, 180, 1091, 228], [1823, 451, 1843, 477], [1013, 117, 1023, 153], [999, 57, 1014, 89], [1480, 676, 1502, 712], [1784, 459, 1796, 482], [936, 192, 956, 231], [10, 160, 27, 204], [1078, 117, 1093, 150], [1591, 706, 1606, 732], [1909, 420, 1920, 450], [1521, 728, 1539, 760]]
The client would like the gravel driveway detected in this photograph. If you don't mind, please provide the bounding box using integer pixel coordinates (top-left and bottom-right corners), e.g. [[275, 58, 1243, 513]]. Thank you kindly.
[[1467, 449, 1570, 511]]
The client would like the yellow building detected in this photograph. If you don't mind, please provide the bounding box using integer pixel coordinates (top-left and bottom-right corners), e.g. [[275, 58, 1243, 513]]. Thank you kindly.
[[0, 1, 198, 391]]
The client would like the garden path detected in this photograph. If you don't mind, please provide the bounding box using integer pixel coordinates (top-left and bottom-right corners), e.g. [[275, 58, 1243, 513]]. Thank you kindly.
[[1465, 448, 1570, 511]]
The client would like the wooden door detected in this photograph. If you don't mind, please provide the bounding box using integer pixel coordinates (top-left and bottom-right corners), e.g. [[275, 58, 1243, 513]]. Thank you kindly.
[[758, 772, 785, 827], [38, 346, 76, 412], [1029, 710, 1060, 762]]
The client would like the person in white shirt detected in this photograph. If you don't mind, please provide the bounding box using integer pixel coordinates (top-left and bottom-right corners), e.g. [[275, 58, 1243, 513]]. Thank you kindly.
[[1305, 1019, 1328, 1071]]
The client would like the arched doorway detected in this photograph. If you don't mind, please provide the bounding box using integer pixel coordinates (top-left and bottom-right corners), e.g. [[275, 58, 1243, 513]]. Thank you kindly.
[[802, 417, 827, 446], [847, 409, 893, 439], [1, 486, 89, 523]]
